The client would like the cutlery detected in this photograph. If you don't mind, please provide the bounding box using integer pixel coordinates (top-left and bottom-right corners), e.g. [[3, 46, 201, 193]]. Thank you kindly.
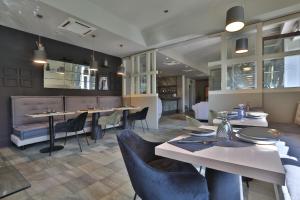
[[177, 140, 218, 144]]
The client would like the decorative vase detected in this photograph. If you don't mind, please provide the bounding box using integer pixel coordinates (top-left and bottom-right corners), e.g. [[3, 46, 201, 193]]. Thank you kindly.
[[217, 111, 233, 140]]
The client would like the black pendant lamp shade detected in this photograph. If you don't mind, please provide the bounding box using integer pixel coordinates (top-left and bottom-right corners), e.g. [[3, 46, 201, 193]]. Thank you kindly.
[[117, 64, 125, 76], [90, 35, 98, 71], [225, 6, 245, 32], [236, 38, 248, 54], [33, 39, 47, 64], [90, 55, 98, 71]]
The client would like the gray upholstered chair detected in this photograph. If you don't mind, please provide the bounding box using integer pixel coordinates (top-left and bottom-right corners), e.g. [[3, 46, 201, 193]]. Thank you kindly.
[[117, 129, 209, 200], [55, 112, 89, 152]]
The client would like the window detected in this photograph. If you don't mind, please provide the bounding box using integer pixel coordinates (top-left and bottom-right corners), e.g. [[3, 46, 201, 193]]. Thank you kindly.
[[209, 68, 221, 91], [263, 33, 300, 54], [227, 62, 256, 90], [264, 55, 300, 88]]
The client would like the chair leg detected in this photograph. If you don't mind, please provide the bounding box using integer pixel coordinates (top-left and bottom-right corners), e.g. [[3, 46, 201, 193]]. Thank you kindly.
[[145, 119, 149, 130], [141, 120, 145, 133], [84, 129, 89, 146], [75, 131, 82, 152], [64, 132, 68, 145], [133, 193, 137, 200]]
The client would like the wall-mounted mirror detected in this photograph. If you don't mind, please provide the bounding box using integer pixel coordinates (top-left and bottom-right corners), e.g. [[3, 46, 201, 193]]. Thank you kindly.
[[44, 59, 96, 90]]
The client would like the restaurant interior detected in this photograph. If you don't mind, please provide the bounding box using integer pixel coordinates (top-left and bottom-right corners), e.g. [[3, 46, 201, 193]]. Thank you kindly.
[[0, 0, 300, 200]]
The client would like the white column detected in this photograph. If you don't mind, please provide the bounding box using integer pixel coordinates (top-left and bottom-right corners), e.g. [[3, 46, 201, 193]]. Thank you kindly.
[[136, 55, 140, 94], [221, 33, 228, 90], [182, 75, 185, 113], [130, 56, 135, 95], [122, 59, 127, 96], [256, 23, 263, 91], [146, 52, 151, 94], [152, 51, 157, 94]]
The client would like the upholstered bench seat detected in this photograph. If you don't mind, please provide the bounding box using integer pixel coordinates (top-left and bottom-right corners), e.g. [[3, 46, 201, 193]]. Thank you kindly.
[[14, 122, 58, 140], [270, 123, 300, 200]]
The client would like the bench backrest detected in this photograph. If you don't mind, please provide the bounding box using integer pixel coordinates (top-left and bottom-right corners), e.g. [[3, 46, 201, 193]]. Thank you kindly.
[[11, 96, 64, 127]]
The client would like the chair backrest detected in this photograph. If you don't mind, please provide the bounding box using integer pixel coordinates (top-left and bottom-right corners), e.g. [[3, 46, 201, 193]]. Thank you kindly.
[[117, 130, 209, 200], [69, 112, 88, 132], [139, 107, 149, 120], [117, 130, 160, 199], [186, 116, 203, 128]]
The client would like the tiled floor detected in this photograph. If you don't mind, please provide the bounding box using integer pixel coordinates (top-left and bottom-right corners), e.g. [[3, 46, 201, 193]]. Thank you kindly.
[[0, 115, 275, 200]]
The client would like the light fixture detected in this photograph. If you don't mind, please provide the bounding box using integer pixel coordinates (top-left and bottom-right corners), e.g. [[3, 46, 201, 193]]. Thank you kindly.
[[242, 66, 252, 71], [33, 36, 47, 64], [225, 6, 245, 32], [235, 38, 248, 54], [90, 35, 98, 71], [103, 58, 108, 67], [33, 12, 47, 64], [117, 64, 126, 76]]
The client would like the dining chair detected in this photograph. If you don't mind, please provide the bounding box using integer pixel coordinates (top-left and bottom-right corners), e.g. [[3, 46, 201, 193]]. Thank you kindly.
[[56, 112, 89, 152], [98, 111, 122, 133], [127, 107, 149, 132], [205, 168, 242, 200], [117, 129, 209, 200], [186, 115, 203, 127]]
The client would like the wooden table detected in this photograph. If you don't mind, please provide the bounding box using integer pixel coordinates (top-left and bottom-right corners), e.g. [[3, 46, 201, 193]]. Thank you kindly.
[[155, 126, 285, 199], [113, 107, 140, 129], [213, 112, 268, 127], [77, 109, 113, 141], [26, 112, 75, 156]]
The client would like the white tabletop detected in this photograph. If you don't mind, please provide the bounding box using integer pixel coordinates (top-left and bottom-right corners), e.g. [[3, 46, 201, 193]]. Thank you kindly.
[[77, 109, 113, 114], [26, 112, 75, 118], [213, 112, 268, 127], [155, 126, 285, 185], [113, 107, 140, 111]]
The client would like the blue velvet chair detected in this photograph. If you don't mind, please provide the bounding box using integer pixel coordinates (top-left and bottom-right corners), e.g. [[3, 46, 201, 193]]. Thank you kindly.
[[117, 129, 209, 200], [205, 168, 241, 200]]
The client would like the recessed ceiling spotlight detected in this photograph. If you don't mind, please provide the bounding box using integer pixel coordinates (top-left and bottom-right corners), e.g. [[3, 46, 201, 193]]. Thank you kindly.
[[183, 69, 193, 72], [164, 10, 169, 13], [119, 44, 124, 48], [163, 60, 180, 66], [166, 57, 169, 60]]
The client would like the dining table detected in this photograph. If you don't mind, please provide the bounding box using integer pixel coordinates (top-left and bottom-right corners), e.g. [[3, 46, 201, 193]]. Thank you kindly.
[[26, 112, 75, 156], [113, 107, 141, 129], [155, 126, 285, 200], [213, 112, 269, 127], [77, 108, 113, 141]]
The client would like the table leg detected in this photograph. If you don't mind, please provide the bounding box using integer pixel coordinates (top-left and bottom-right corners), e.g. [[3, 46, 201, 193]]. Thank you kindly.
[[122, 110, 129, 129], [273, 184, 283, 200], [91, 112, 102, 141], [40, 116, 64, 156]]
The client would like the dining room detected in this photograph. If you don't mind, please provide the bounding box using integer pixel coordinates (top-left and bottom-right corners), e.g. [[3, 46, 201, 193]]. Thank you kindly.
[[1, 0, 300, 200]]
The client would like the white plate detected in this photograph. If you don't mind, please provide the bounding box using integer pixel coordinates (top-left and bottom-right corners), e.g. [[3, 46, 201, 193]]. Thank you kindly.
[[188, 132, 216, 137], [235, 134, 276, 145]]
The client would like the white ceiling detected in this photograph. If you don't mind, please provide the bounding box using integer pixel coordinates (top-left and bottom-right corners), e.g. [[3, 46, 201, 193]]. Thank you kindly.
[[1, 0, 300, 77], [88, 0, 211, 30], [156, 52, 206, 79]]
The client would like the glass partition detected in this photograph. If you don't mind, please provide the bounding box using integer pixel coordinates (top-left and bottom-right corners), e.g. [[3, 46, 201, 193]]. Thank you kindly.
[[227, 62, 256, 90], [44, 59, 96, 90], [264, 55, 300, 88], [209, 67, 221, 91]]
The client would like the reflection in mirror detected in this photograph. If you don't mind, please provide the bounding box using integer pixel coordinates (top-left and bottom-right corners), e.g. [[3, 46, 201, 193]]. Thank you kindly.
[[44, 59, 96, 90]]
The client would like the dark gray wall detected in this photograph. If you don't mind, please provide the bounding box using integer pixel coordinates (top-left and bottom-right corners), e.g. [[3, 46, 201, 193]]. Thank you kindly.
[[0, 25, 122, 147]]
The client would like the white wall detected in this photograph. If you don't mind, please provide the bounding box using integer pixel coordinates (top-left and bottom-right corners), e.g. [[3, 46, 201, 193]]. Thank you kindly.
[[209, 90, 300, 123], [123, 95, 159, 129]]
